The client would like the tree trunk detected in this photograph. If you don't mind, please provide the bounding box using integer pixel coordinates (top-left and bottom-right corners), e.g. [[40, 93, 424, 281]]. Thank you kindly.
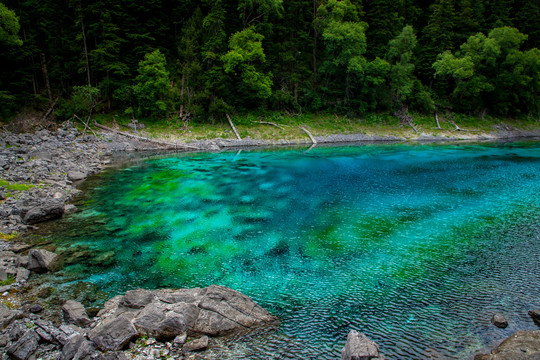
[[80, 12, 91, 89], [179, 73, 185, 117], [226, 114, 242, 140], [434, 112, 442, 129], [40, 52, 53, 104]]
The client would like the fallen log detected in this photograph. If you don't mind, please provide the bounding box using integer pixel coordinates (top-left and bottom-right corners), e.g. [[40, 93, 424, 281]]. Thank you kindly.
[[255, 121, 286, 130], [226, 114, 242, 140], [299, 126, 317, 144], [93, 122, 204, 150]]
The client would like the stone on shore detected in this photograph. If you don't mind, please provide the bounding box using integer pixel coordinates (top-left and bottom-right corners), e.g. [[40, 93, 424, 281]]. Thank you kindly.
[[26, 248, 58, 273], [528, 310, 540, 326], [491, 313, 508, 329], [0, 303, 23, 329], [89, 316, 138, 351], [474, 330, 540, 360], [6, 329, 39, 360], [100, 285, 278, 340], [63, 300, 92, 327], [23, 199, 65, 224], [183, 335, 208, 352], [67, 170, 87, 182], [341, 330, 385, 360]]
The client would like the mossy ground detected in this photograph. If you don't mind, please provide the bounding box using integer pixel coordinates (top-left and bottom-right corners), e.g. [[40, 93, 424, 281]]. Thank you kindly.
[[91, 112, 540, 143]]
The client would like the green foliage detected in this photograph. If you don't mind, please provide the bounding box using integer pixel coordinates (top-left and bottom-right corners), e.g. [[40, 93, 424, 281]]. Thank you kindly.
[[434, 26, 539, 115], [222, 28, 273, 103], [56, 86, 100, 119], [0, 0, 537, 119], [0, 274, 15, 286], [0, 3, 22, 46], [133, 50, 170, 119]]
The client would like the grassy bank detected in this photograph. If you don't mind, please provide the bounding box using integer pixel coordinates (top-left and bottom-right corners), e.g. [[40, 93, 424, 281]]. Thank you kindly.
[[90, 112, 540, 144]]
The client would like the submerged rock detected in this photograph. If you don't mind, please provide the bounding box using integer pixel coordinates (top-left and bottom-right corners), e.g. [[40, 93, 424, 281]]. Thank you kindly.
[[528, 310, 540, 326], [474, 330, 540, 360], [341, 330, 385, 360], [491, 313, 509, 329]]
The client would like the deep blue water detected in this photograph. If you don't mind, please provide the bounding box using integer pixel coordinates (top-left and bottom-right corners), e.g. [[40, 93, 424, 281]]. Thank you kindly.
[[44, 142, 540, 359]]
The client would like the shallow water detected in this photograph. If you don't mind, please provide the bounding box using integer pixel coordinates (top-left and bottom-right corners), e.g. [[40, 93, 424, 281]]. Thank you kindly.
[[42, 142, 540, 359]]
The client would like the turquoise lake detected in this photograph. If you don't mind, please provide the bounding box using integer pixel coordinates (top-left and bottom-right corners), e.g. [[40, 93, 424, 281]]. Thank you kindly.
[[43, 142, 540, 359]]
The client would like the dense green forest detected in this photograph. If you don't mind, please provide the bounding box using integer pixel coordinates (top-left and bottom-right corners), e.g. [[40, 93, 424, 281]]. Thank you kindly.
[[0, 0, 539, 122]]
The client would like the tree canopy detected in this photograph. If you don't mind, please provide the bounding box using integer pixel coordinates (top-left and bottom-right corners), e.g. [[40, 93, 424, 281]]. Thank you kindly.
[[0, 0, 538, 120]]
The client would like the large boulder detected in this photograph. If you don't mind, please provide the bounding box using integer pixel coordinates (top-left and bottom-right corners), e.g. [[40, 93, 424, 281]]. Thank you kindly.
[[6, 329, 40, 360], [99, 285, 278, 340], [0, 303, 23, 329], [27, 249, 58, 273], [63, 300, 92, 327], [474, 330, 540, 360], [88, 316, 138, 351], [23, 199, 64, 224], [341, 330, 385, 360]]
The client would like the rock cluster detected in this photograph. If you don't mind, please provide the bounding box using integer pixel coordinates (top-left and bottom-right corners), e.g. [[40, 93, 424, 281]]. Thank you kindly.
[[0, 248, 55, 295], [0, 285, 278, 360], [0, 123, 106, 234]]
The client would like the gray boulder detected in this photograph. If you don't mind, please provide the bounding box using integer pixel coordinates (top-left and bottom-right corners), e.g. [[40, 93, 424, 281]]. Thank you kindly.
[[0, 303, 23, 329], [341, 330, 385, 360], [88, 316, 137, 351], [63, 300, 92, 327], [491, 313, 509, 329], [6, 329, 39, 360], [67, 170, 87, 182], [474, 330, 540, 360], [528, 310, 540, 326], [62, 334, 104, 360], [100, 285, 278, 339], [132, 301, 198, 339], [23, 199, 64, 224], [27, 248, 58, 273], [183, 335, 208, 352]]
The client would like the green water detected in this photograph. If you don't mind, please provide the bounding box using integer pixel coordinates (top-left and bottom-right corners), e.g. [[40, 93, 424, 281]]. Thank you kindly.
[[45, 142, 540, 359]]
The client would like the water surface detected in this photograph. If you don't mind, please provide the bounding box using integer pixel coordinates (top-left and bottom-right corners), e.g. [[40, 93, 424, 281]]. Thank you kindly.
[[43, 142, 540, 359]]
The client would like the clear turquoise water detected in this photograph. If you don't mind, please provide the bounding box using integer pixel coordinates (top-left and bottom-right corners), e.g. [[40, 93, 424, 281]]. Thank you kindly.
[[46, 142, 540, 359]]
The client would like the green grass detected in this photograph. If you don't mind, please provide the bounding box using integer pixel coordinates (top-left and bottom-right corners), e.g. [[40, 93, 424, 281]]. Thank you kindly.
[[0, 232, 18, 241], [0, 179, 35, 194], [0, 275, 15, 286], [90, 111, 540, 144]]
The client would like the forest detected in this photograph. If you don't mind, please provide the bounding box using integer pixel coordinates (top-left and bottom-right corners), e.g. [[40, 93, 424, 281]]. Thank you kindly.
[[0, 0, 539, 122]]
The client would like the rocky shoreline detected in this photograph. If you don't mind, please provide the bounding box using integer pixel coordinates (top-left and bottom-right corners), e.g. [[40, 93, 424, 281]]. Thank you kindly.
[[1, 123, 540, 359]]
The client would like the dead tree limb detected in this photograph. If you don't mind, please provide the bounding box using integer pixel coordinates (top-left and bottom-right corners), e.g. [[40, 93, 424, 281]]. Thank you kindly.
[[41, 96, 60, 121], [434, 112, 442, 130], [446, 111, 469, 132], [254, 121, 286, 130], [299, 126, 317, 144], [73, 114, 98, 138], [394, 105, 419, 133], [226, 114, 242, 140]]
